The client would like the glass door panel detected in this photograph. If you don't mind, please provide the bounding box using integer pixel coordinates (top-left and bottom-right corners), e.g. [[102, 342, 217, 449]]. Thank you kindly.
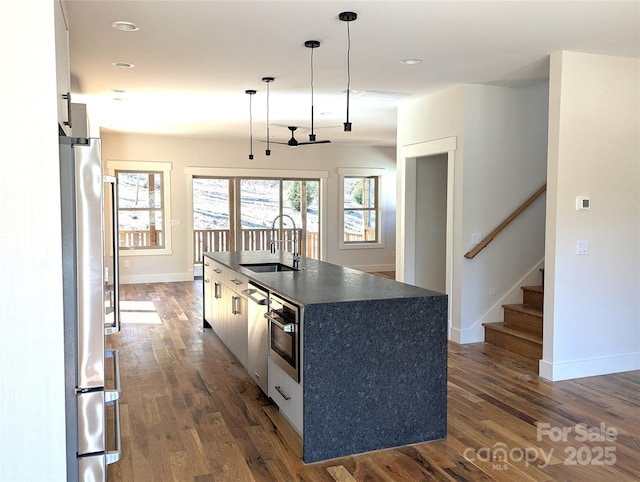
[[240, 179, 280, 251], [283, 180, 319, 259], [192, 178, 232, 276]]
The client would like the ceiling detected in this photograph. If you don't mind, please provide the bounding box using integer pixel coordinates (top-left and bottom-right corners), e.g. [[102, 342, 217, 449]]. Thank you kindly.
[[63, 1, 639, 147]]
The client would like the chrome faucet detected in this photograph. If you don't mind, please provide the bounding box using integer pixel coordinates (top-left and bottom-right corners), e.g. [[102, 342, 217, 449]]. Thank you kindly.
[[270, 214, 301, 269]]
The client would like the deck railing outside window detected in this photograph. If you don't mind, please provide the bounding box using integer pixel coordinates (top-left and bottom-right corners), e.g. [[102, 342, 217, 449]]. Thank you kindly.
[[120, 228, 366, 263], [193, 229, 319, 263], [119, 230, 164, 249]]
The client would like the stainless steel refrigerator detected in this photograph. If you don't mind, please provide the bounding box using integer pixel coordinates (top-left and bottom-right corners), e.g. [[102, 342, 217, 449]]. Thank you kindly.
[[60, 136, 122, 481]]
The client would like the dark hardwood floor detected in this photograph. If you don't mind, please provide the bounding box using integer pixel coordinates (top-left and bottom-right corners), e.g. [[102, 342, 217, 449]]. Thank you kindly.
[[107, 280, 639, 481]]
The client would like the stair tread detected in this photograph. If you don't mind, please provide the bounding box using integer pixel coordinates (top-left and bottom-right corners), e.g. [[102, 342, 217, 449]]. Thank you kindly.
[[502, 303, 543, 316], [521, 285, 544, 293], [483, 322, 543, 344]]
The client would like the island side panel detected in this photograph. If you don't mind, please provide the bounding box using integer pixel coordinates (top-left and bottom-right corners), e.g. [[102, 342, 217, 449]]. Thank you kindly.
[[302, 295, 448, 463]]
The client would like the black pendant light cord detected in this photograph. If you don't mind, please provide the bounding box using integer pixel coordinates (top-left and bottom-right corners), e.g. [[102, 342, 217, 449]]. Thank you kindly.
[[266, 83, 270, 153], [262, 77, 274, 156], [245, 89, 256, 160], [311, 44, 315, 141], [305, 40, 320, 142], [340, 11, 357, 132], [345, 19, 351, 131]]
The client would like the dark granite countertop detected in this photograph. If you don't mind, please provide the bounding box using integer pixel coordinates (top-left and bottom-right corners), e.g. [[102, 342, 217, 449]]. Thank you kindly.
[[204, 251, 444, 305]]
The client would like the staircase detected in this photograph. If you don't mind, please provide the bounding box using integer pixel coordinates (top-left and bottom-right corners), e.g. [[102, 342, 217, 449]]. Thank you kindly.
[[483, 273, 544, 363]]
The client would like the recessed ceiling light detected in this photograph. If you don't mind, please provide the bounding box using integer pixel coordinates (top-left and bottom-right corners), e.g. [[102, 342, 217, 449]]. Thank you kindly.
[[401, 59, 423, 65], [111, 89, 128, 101], [111, 21, 139, 32], [112, 62, 135, 69]]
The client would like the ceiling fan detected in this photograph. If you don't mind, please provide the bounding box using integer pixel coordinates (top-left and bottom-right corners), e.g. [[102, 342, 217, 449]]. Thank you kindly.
[[271, 126, 331, 147]]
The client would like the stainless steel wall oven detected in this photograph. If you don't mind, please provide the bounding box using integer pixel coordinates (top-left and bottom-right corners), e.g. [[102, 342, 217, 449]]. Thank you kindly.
[[265, 292, 300, 382]]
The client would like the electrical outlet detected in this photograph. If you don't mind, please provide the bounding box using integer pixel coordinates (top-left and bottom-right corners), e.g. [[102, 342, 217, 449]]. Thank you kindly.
[[489, 288, 497, 295], [124, 260, 130, 268]]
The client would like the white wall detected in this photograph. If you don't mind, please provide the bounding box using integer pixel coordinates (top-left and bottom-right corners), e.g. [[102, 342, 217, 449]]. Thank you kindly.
[[101, 132, 396, 282], [460, 83, 548, 341], [397, 82, 549, 343], [397, 85, 465, 331], [0, 1, 67, 480], [541, 51, 640, 380]]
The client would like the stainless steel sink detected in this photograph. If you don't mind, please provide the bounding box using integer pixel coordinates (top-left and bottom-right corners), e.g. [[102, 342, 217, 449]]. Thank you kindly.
[[240, 262, 298, 273]]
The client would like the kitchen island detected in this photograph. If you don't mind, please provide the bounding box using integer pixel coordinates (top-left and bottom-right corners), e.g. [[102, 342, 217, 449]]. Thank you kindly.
[[203, 251, 447, 463]]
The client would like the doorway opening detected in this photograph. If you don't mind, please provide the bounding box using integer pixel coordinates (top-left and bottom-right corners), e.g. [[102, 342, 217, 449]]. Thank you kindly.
[[415, 154, 448, 293], [398, 136, 456, 338]]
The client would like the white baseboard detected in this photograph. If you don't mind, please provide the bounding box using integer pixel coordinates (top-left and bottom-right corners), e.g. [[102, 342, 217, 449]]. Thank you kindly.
[[450, 326, 484, 344], [462, 258, 545, 343], [539, 353, 640, 381], [120, 272, 194, 284]]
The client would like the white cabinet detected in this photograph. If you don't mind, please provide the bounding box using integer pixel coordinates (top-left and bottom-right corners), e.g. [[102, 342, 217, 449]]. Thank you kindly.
[[213, 282, 226, 338], [246, 288, 269, 393], [268, 358, 303, 435], [226, 290, 248, 367], [226, 270, 249, 367], [203, 262, 213, 326], [203, 258, 248, 367], [54, 0, 72, 135], [204, 260, 225, 334], [71, 103, 90, 137]]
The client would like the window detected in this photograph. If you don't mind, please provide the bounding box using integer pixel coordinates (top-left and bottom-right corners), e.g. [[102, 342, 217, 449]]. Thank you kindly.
[[191, 176, 321, 267], [339, 168, 384, 248], [117, 171, 164, 249], [237, 178, 320, 257], [108, 160, 172, 256], [186, 167, 327, 267]]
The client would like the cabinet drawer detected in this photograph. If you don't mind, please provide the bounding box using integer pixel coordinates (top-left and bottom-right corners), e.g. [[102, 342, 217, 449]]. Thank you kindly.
[[210, 260, 225, 277], [226, 270, 248, 292], [268, 359, 303, 435]]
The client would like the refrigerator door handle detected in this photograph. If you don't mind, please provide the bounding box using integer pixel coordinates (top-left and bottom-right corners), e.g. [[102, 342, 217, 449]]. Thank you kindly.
[[105, 397, 122, 465], [104, 175, 121, 336], [104, 349, 121, 403]]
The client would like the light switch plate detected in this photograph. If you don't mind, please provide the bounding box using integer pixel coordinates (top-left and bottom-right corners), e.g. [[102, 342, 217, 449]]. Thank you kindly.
[[471, 232, 482, 245], [171, 219, 181, 227], [577, 240, 589, 255]]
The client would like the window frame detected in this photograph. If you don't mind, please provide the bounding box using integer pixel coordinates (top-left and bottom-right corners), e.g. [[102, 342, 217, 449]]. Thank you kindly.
[[185, 167, 328, 261], [339, 168, 385, 250], [107, 160, 173, 256]]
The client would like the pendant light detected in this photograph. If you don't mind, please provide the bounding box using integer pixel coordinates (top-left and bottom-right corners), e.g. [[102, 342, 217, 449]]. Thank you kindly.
[[245, 89, 256, 160], [262, 77, 274, 156], [339, 11, 357, 132], [305, 40, 320, 142]]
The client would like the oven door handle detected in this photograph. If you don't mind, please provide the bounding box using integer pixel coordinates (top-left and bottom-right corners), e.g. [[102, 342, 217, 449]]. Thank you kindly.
[[264, 312, 296, 333]]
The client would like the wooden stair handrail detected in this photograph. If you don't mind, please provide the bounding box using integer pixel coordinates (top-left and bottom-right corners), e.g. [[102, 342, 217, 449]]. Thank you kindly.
[[464, 184, 547, 259]]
